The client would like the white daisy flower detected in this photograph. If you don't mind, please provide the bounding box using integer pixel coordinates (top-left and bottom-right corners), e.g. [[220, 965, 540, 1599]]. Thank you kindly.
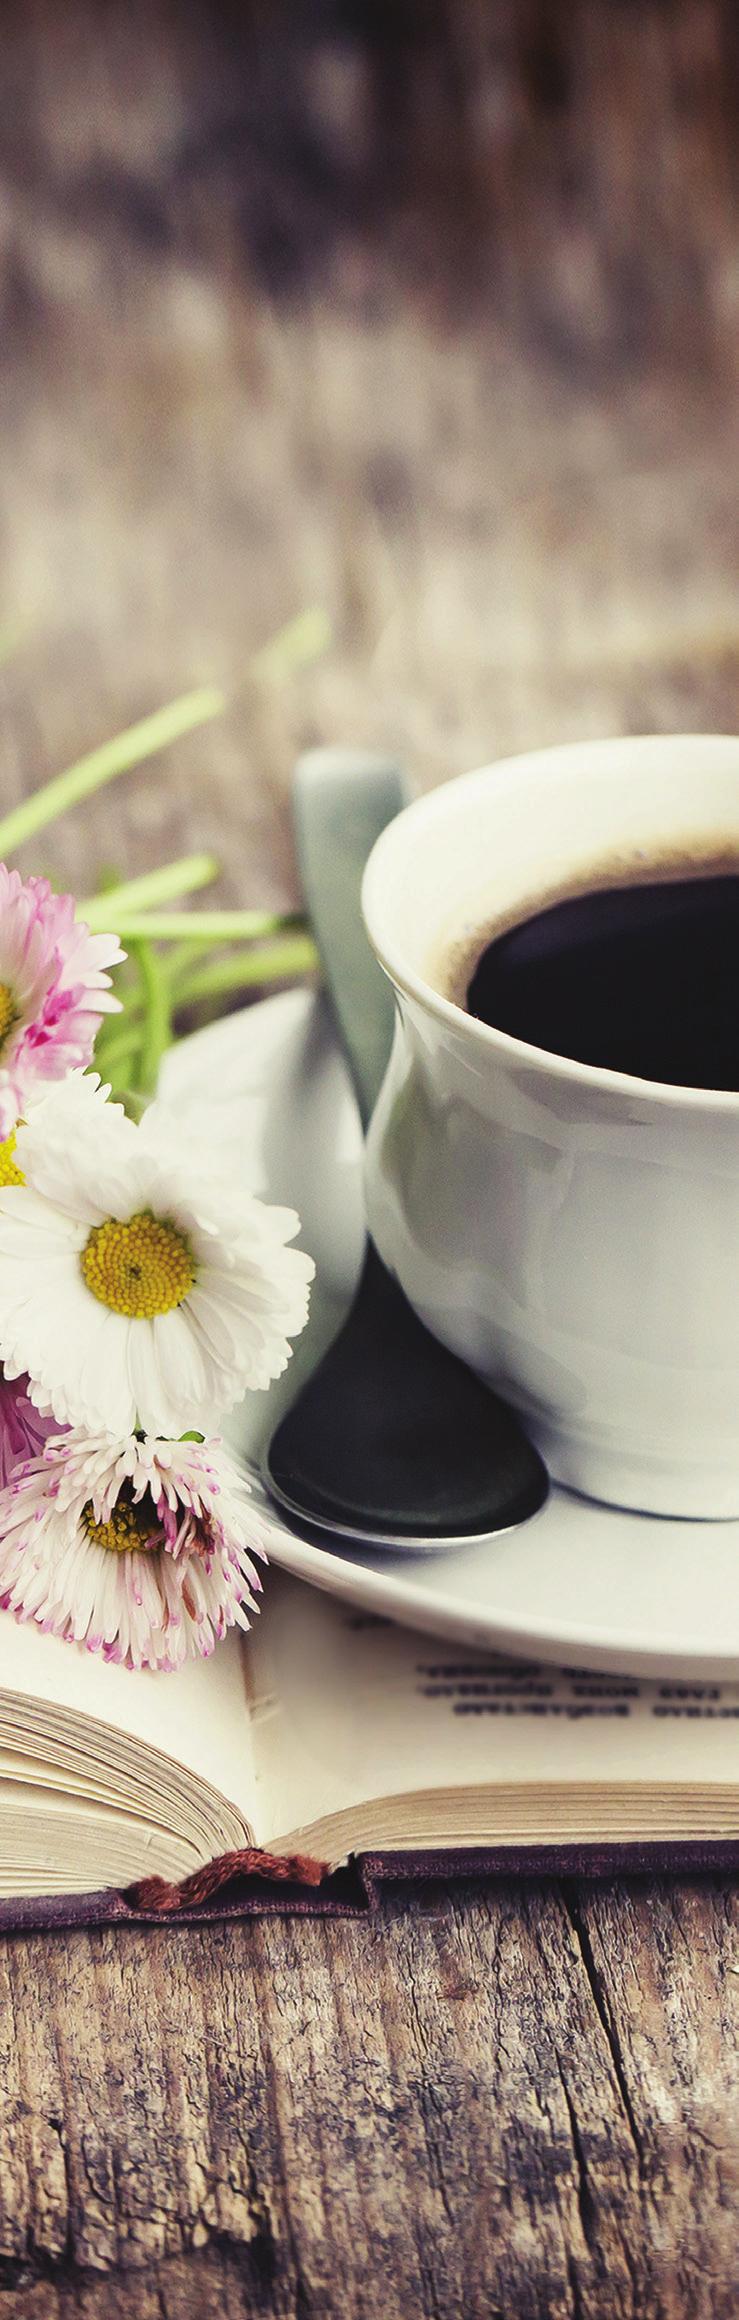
[[0, 1428, 269, 1672], [0, 1073, 314, 1436]]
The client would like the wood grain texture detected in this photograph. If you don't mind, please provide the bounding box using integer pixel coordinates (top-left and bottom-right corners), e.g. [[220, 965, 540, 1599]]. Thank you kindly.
[[0, 2, 737, 2313], [1, 1879, 738, 2318]]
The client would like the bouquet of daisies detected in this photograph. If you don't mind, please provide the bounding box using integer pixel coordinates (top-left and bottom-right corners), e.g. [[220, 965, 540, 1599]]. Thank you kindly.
[[0, 622, 324, 1674]]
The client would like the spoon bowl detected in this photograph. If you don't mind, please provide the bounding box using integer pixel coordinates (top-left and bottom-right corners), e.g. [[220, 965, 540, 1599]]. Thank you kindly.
[[265, 1242, 549, 1548]]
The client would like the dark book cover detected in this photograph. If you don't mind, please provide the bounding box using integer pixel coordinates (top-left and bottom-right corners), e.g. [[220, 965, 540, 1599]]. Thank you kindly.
[[1, 1837, 737, 1936]]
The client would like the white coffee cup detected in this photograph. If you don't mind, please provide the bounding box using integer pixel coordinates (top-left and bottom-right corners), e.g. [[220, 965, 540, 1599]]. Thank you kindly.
[[362, 734, 739, 1519]]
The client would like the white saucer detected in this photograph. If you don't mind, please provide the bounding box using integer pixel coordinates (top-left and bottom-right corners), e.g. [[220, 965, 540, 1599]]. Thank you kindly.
[[162, 989, 739, 1679]]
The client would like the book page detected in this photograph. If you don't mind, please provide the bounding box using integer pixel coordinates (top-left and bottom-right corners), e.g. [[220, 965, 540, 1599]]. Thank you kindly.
[[0, 1608, 256, 1823], [246, 1575, 739, 1843]]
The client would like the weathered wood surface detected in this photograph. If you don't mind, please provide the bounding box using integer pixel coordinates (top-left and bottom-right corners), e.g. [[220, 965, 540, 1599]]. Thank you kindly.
[[2, 1880, 738, 2318], [0, 3, 737, 2313]]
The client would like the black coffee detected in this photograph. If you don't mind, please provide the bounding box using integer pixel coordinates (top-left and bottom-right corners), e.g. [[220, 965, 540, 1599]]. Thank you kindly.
[[465, 872, 739, 1089]]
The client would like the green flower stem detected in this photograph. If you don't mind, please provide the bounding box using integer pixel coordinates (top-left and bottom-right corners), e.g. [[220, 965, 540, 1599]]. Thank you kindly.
[[97, 935, 317, 1094], [98, 928, 314, 1026], [80, 853, 219, 928], [108, 941, 204, 1014], [160, 938, 210, 991], [175, 935, 318, 1007], [0, 606, 329, 861], [248, 606, 332, 684], [129, 939, 173, 1099], [95, 1026, 144, 1083], [0, 622, 22, 670], [100, 908, 304, 943], [0, 689, 225, 859]]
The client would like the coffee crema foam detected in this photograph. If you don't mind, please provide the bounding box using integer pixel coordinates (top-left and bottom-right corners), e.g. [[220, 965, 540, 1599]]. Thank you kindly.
[[432, 842, 739, 1015]]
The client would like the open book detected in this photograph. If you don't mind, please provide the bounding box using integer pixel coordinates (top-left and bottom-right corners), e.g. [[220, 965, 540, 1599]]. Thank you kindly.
[[1, 1570, 738, 1902]]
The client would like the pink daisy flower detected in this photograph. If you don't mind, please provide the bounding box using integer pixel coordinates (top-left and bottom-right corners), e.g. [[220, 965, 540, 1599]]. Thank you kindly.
[[0, 1371, 57, 1488], [0, 1430, 269, 1672], [0, 867, 124, 1136]]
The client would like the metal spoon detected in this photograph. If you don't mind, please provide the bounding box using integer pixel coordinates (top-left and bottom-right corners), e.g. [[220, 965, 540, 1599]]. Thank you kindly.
[[263, 748, 549, 1550]]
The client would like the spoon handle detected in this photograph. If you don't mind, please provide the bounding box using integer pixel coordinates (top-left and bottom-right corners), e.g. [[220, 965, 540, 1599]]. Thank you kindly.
[[293, 748, 410, 1130]]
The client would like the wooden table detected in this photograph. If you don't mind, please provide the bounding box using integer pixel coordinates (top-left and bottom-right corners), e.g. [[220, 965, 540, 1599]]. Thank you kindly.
[[0, 6, 737, 2312]]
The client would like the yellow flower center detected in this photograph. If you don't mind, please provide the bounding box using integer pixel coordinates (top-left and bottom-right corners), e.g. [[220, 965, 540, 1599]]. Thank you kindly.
[[0, 983, 17, 1052], [0, 1130, 23, 1187], [80, 1210, 195, 1319], [82, 1482, 161, 1555]]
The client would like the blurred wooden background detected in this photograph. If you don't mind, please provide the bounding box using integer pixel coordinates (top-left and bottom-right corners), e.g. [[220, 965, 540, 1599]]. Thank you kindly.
[[0, 7, 738, 2316], [0, 0, 736, 916]]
